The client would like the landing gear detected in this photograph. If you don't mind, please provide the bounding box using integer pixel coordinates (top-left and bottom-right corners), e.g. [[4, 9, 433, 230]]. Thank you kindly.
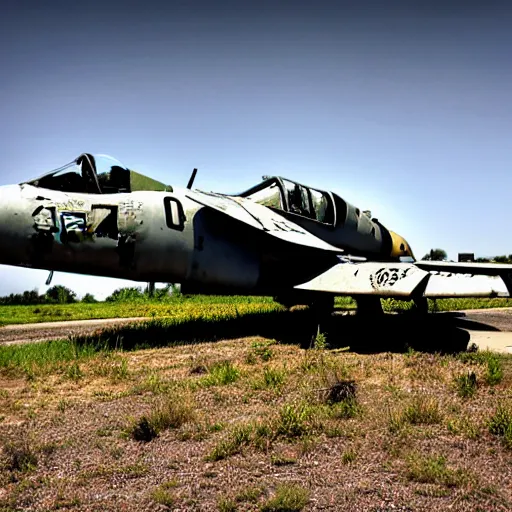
[[273, 294, 297, 310], [309, 295, 335, 318], [411, 297, 429, 316], [356, 296, 384, 316]]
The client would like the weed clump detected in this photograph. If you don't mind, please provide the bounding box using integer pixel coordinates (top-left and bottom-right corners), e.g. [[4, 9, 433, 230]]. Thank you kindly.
[[207, 402, 317, 462], [235, 486, 264, 503], [486, 357, 504, 385], [260, 483, 310, 512], [389, 395, 443, 433], [405, 453, 472, 487], [252, 366, 286, 391], [488, 405, 512, 448], [217, 497, 237, 512], [276, 403, 312, 438], [206, 424, 253, 461], [341, 448, 357, 464], [403, 395, 443, 425], [151, 483, 176, 507], [2, 439, 38, 473], [249, 340, 275, 362], [457, 351, 504, 386], [129, 396, 195, 442], [454, 371, 478, 398], [446, 416, 481, 440], [201, 361, 240, 386]]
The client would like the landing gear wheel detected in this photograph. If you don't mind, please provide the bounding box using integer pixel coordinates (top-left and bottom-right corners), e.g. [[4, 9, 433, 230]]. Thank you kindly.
[[411, 297, 429, 316], [273, 295, 296, 310], [356, 296, 384, 316], [309, 296, 335, 318]]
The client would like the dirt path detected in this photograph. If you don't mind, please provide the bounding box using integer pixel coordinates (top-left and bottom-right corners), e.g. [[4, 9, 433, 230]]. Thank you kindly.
[[452, 307, 512, 332], [0, 317, 147, 345]]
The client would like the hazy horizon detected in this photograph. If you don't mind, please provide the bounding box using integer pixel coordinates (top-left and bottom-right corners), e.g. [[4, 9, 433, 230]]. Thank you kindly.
[[1, 0, 511, 299]]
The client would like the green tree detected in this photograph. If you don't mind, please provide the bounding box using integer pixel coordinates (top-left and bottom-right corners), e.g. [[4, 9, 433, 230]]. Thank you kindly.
[[106, 287, 146, 303], [45, 285, 77, 304], [81, 293, 98, 303], [493, 255, 512, 264], [422, 248, 447, 261]]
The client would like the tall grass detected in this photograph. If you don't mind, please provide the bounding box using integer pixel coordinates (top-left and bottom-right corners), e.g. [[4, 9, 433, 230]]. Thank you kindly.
[[1, 294, 511, 326], [0, 296, 279, 325], [0, 338, 106, 375]]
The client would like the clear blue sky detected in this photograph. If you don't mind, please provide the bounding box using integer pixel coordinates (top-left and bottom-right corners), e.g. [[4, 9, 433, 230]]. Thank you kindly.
[[1, 0, 511, 299]]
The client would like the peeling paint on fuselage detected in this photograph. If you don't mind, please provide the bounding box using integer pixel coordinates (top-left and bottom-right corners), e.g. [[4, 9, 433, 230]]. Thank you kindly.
[[0, 181, 407, 296], [0, 185, 273, 290]]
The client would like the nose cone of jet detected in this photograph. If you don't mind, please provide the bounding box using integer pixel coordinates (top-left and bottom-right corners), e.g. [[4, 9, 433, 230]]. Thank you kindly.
[[0, 184, 32, 266]]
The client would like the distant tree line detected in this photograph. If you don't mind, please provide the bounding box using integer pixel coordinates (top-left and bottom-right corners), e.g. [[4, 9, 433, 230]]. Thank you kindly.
[[422, 248, 512, 264], [0, 285, 85, 306], [0, 283, 180, 306], [475, 255, 512, 263]]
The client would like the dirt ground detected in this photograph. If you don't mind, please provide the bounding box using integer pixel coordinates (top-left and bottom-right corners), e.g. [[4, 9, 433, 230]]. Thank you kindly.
[[1, 322, 512, 511]]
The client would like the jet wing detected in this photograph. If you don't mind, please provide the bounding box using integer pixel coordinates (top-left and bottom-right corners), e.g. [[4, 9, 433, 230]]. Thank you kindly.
[[294, 261, 511, 298], [415, 260, 512, 296], [186, 189, 342, 252]]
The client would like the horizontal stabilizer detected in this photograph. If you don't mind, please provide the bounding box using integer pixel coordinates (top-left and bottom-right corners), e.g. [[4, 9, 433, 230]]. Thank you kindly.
[[295, 261, 511, 298], [415, 260, 512, 296], [423, 273, 508, 297], [415, 260, 512, 276], [186, 190, 343, 252]]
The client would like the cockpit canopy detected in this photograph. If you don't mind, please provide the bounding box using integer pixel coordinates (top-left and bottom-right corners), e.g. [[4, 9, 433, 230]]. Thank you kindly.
[[24, 153, 172, 194], [239, 176, 336, 225]]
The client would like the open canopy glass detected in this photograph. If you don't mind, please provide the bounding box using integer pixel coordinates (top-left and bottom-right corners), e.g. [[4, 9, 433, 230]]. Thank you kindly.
[[25, 153, 172, 194]]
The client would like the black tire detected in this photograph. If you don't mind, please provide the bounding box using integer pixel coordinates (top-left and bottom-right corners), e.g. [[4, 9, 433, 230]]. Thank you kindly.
[[356, 296, 384, 316], [411, 297, 429, 315]]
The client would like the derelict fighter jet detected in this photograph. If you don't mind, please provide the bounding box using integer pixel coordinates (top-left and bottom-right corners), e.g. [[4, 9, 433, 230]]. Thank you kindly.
[[0, 152, 510, 314]]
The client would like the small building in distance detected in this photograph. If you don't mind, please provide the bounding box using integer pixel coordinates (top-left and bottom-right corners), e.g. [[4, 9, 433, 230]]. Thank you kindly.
[[458, 253, 475, 262]]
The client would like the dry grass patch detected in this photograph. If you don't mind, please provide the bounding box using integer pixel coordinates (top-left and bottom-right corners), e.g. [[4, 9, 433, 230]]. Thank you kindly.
[[200, 360, 241, 387], [405, 452, 473, 488], [2, 327, 512, 511], [1, 437, 38, 476], [260, 483, 310, 512], [453, 371, 478, 398], [128, 394, 196, 442], [390, 395, 443, 433], [251, 366, 287, 392], [150, 480, 179, 508], [488, 404, 512, 448]]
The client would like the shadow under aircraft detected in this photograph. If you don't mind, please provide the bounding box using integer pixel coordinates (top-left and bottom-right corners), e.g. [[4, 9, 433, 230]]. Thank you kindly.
[[70, 308, 498, 356]]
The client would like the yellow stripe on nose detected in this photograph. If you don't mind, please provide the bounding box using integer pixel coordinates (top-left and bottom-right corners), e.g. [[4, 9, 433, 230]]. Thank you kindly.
[[389, 231, 415, 260]]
